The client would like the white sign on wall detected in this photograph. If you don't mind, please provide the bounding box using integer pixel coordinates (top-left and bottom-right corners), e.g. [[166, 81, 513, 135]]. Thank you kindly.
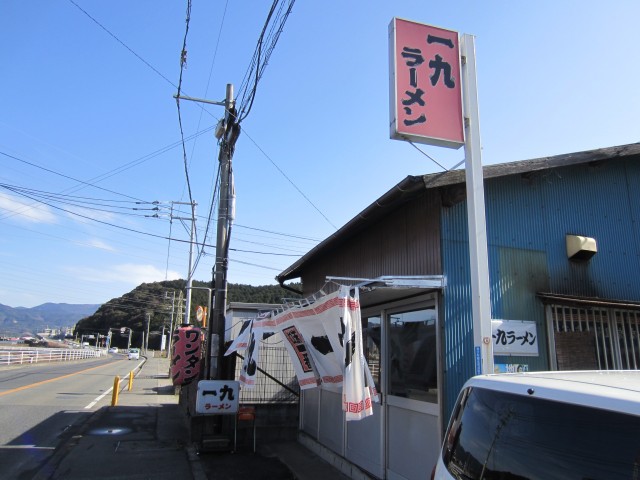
[[491, 320, 539, 356], [195, 380, 240, 415]]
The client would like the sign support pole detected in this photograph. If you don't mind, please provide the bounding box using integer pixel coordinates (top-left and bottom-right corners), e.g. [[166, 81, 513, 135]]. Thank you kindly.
[[461, 34, 494, 375]]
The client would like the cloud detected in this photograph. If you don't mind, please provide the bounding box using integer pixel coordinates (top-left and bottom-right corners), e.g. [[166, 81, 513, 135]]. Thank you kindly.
[[0, 192, 58, 224], [68, 263, 182, 286], [85, 238, 116, 252]]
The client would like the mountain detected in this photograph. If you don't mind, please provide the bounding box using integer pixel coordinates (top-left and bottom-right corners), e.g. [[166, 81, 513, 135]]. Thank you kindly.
[[0, 303, 100, 336], [74, 280, 301, 349]]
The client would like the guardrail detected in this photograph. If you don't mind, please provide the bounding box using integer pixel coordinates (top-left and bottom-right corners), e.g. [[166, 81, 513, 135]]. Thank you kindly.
[[0, 348, 105, 366]]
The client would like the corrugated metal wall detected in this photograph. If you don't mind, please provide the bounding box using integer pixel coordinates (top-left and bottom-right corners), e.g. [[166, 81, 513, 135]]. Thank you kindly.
[[300, 191, 443, 296], [441, 157, 640, 416], [291, 156, 640, 421]]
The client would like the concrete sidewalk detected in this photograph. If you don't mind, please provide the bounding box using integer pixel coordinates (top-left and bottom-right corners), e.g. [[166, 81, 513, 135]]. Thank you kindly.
[[33, 354, 352, 480]]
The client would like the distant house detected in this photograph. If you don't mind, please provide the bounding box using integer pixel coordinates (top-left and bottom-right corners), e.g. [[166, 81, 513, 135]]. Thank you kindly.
[[276, 143, 640, 479]]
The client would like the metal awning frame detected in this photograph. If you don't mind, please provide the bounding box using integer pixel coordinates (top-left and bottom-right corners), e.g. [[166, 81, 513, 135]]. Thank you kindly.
[[326, 275, 446, 291]]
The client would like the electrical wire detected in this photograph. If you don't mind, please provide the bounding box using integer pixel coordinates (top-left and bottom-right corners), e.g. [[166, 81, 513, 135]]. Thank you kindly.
[[1, 153, 319, 249], [0, 150, 149, 205], [66, 0, 336, 234], [68, 0, 178, 91], [236, 0, 296, 124], [175, 0, 196, 225], [240, 128, 338, 229], [3, 186, 300, 257], [0, 183, 167, 219]]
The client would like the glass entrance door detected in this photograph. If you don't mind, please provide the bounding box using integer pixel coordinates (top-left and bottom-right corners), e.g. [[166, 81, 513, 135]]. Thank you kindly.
[[385, 301, 442, 480]]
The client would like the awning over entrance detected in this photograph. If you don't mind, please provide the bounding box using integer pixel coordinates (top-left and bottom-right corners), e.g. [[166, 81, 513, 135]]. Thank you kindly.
[[327, 275, 446, 309]]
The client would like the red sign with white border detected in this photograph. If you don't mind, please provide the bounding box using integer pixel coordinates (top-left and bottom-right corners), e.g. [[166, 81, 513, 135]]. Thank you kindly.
[[389, 18, 464, 148]]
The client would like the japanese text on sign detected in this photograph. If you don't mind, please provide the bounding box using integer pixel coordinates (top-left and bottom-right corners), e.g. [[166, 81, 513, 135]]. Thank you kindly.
[[491, 320, 539, 356], [195, 380, 240, 415], [389, 18, 464, 148]]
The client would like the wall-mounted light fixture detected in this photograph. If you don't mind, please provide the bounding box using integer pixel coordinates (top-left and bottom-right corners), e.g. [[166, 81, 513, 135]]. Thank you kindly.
[[566, 234, 597, 261]]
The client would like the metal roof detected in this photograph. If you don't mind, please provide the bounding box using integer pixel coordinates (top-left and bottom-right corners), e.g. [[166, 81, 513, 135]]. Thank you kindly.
[[277, 142, 640, 283]]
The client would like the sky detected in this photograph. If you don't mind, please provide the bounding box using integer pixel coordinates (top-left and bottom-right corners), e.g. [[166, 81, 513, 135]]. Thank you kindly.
[[1, 1, 639, 309]]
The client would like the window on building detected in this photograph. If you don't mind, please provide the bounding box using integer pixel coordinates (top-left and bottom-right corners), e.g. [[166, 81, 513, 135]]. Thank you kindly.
[[552, 305, 640, 370], [388, 307, 437, 402], [363, 315, 381, 391]]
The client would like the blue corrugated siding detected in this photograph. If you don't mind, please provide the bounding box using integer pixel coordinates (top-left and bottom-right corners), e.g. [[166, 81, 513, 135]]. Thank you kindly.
[[538, 161, 640, 299], [441, 158, 640, 417]]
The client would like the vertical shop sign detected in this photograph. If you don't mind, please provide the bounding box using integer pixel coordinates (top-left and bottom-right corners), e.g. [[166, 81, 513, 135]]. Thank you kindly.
[[389, 18, 464, 148]]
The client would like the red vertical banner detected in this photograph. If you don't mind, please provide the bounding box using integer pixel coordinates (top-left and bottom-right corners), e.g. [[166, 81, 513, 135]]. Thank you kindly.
[[389, 18, 464, 148], [171, 326, 202, 386]]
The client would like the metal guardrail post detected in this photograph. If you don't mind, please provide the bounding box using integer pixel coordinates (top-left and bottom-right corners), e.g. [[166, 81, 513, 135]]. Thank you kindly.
[[128, 371, 134, 391]]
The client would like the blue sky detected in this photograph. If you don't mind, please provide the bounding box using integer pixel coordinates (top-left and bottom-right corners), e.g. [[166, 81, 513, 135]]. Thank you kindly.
[[1, 1, 639, 308]]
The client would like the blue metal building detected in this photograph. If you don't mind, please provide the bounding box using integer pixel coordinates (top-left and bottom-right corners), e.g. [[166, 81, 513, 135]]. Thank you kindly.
[[276, 143, 640, 479]]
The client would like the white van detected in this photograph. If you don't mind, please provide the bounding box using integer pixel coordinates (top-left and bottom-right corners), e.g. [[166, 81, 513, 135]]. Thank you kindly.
[[433, 371, 640, 480]]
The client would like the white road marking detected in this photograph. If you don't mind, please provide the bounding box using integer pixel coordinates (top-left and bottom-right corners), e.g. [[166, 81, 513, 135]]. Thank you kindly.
[[84, 386, 114, 409], [3, 445, 55, 450]]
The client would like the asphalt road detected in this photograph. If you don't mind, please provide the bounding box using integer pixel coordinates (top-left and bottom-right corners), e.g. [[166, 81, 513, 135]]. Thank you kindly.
[[0, 353, 144, 479]]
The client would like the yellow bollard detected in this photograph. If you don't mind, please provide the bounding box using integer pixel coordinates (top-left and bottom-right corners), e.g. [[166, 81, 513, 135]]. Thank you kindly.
[[111, 376, 121, 406], [128, 371, 134, 391]]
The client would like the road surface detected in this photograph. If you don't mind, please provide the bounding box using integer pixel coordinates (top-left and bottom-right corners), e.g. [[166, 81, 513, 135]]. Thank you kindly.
[[0, 353, 143, 479]]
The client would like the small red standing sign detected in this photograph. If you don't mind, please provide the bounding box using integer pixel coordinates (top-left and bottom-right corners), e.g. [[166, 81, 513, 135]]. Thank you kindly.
[[171, 325, 202, 386], [389, 18, 464, 149]]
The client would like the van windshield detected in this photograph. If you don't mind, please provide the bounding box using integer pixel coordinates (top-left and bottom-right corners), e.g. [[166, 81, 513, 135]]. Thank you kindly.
[[443, 386, 640, 480]]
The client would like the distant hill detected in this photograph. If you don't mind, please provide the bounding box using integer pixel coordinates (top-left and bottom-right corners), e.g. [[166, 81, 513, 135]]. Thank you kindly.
[[74, 280, 301, 349], [0, 303, 100, 336]]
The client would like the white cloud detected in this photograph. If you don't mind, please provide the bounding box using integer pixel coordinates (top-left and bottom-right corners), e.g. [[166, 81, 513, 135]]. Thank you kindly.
[[85, 238, 116, 252], [0, 192, 57, 224]]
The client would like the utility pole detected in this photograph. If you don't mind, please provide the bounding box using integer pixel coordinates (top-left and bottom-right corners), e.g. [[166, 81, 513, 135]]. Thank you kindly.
[[210, 84, 239, 380], [166, 290, 176, 356], [170, 201, 197, 325], [145, 312, 151, 354], [175, 84, 239, 380]]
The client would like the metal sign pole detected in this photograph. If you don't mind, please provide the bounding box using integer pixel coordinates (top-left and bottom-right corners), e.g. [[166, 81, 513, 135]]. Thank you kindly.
[[461, 33, 494, 375]]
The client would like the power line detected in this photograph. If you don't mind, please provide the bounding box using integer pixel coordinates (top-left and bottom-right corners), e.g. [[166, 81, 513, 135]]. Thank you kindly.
[[1, 152, 319, 245], [175, 0, 196, 214], [241, 129, 338, 229], [0, 150, 149, 204], [3, 187, 300, 257], [0, 183, 167, 219], [66, 0, 335, 234], [188, 0, 229, 166], [237, 0, 296, 123], [68, 0, 178, 91]]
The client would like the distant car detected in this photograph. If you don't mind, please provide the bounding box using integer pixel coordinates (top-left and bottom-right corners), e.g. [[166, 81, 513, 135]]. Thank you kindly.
[[108, 347, 119, 353], [128, 348, 140, 360], [433, 371, 640, 480]]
